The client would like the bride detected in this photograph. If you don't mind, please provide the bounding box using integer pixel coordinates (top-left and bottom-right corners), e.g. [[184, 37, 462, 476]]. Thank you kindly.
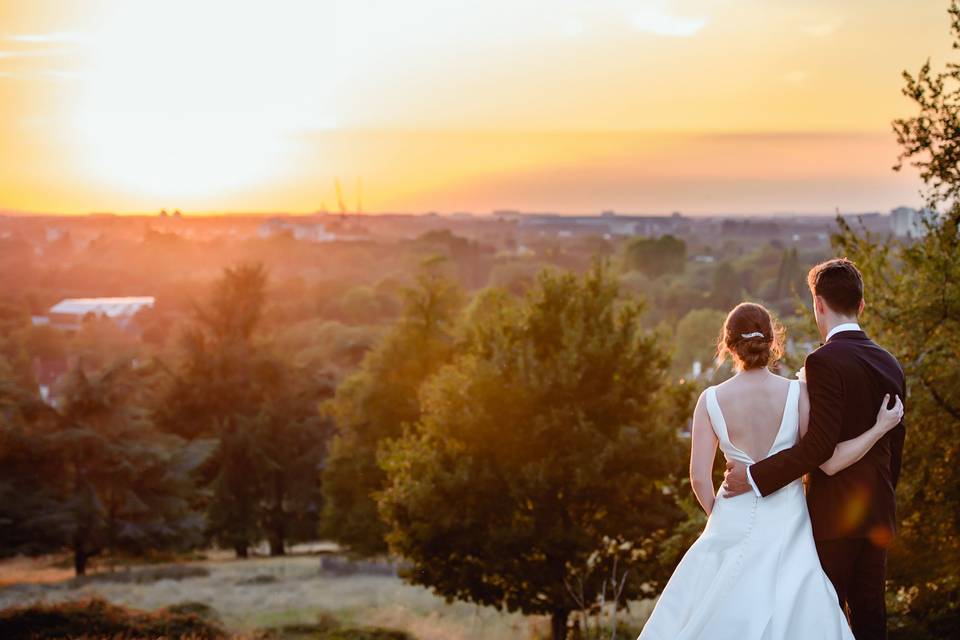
[[638, 302, 903, 640]]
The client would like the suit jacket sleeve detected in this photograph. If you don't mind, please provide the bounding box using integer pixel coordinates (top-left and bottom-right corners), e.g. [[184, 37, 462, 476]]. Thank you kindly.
[[750, 351, 845, 497], [889, 375, 907, 488]]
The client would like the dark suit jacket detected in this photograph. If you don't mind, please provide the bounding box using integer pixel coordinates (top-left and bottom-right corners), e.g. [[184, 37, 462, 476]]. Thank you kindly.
[[750, 330, 906, 542]]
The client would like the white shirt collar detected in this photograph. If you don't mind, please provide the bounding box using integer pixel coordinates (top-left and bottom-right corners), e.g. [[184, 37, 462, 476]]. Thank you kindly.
[[826, 322, 861, 341]]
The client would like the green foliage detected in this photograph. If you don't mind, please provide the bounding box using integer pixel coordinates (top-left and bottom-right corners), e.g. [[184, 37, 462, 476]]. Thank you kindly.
[[773, 247, 805, 302], [156, 263, 329, 557], [317, 630, 413, 640], [321, 262, 463, 555], [0, 300, 37, 392], [0, 361, 212, 575], [253, 381, 331, 555], [623, 235, 686, 278], [378, 262, 689, 639], [672, 308, 727, 375], [892, 1, 960, 205], [709, 262, 741, 311], [0, 597, 226, 639]]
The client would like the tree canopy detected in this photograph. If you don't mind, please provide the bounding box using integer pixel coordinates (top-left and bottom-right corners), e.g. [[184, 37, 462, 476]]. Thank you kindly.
[[378, 263, 691, 640]]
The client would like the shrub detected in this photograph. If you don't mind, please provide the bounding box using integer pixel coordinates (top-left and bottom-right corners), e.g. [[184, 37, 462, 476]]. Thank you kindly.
[[320, 630, 413, 640], [0, 597, 226, 639]]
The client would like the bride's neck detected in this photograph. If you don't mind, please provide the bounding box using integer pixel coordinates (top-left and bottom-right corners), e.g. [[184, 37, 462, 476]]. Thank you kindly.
[[737, 368, 772, 379]]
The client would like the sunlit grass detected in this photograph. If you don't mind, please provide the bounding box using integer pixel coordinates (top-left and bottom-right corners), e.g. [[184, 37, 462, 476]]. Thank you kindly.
[[0, 553, 654, 639]]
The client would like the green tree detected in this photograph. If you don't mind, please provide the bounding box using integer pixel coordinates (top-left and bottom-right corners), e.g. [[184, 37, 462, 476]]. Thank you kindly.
[[156, 263, 327, 558], [0, 300, 36, 392], [774, 247, 803, 300], [672, 308, 727, 376], [0, 362, 211, 575], [709, 261, 741, 310], [378, 263, 688, 640], [623, 235, 686, 278], [321, 260, 462, 555], [254, 375, 331, 556]]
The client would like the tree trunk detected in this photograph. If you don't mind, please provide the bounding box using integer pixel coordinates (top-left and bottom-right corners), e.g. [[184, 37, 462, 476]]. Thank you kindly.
[[269, 472, 286, 556], [234, 541, 249, 558], [269, 528, 285, 556], [73, 544, 87, 576], [551, 609, 569, 640]]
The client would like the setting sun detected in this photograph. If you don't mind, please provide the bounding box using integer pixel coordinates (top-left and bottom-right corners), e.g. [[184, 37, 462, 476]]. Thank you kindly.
[[70, 1, 338, 197], [0, 0, 954, 213]]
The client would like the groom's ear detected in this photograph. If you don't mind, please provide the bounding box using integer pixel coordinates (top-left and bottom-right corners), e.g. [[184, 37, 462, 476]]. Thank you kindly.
[[858, 298, 865, 316], [813, 295, 825, 316]]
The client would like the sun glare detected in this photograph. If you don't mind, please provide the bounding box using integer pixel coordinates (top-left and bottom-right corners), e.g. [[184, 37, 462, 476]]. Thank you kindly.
[[71, 1, 338, 199]]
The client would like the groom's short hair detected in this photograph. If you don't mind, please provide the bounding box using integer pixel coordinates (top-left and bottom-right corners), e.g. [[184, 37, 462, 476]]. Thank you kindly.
[[807, 258, 864, 316]]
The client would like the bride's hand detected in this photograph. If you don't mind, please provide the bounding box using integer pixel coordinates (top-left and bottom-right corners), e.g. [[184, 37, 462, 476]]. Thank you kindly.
[[875, 394, 904, 434]]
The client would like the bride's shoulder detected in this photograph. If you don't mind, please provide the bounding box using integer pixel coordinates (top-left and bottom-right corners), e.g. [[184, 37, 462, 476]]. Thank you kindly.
[[771, 372, 809, 402], [769, 372, 798, 384]]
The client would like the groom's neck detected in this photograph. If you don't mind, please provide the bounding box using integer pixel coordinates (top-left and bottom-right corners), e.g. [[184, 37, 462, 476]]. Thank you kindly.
[[824, 314, 859, 337]]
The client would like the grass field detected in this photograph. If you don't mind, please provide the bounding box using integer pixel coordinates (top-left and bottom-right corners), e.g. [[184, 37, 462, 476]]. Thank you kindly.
[[0, 552, 655, 639]]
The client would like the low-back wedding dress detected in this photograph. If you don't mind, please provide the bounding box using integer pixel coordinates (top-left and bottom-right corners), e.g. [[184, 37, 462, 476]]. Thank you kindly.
[[638, 380, 854, 640]]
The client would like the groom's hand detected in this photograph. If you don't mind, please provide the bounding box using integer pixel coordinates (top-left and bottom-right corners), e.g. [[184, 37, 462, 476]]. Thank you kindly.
[[721, 461, 751, 498]]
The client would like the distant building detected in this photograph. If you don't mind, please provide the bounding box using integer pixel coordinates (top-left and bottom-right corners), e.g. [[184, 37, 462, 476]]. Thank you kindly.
[[517, 213, 686, 237], [258, 218, 336, 242], [36, 296, 155, 331], [890, 207, 927, 238]]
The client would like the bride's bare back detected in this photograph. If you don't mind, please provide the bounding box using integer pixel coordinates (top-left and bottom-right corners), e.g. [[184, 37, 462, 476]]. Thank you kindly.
[[713, 370, 808, 462]]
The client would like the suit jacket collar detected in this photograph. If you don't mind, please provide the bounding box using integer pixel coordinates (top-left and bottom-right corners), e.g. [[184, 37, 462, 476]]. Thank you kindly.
[[826, 329, 869, 344]]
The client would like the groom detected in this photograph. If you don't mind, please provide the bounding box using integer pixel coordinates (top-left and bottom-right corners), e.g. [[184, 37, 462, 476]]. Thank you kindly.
[[722, 258, 906, 640]]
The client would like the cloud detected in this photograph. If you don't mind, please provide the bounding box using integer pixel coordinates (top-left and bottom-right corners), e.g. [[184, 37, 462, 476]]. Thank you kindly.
[[802, 20, 844, 38], [0, 48, 72, 58], [632, 7, 707, 37], [7, 32, 87, 44], [41, 70, 84, 80]]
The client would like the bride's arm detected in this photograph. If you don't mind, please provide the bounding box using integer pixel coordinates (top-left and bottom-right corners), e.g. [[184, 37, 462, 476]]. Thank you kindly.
[[798, 384, 904, 476], [690, 391, 719, 515]]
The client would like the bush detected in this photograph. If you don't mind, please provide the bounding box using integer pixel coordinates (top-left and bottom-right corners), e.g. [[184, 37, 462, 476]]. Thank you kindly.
[[320, 630, 413, 640], [888, 606, 960, 640], [166, 601, 221, 622], [266, 615, 412, 640], [0, 597, 226, 639]]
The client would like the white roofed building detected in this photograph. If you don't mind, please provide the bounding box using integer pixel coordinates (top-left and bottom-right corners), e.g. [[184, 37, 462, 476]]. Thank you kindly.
[[39, 296, 155, 331]]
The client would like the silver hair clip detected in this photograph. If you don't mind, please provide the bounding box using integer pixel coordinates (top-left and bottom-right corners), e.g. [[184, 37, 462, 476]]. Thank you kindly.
[[741, 332, 765, 339]]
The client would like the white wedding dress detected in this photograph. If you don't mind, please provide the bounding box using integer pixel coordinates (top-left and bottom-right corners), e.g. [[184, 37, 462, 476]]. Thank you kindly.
[[638, 380, 854, 640]]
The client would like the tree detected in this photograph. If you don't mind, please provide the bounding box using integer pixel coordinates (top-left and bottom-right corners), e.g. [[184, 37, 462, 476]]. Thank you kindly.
[[156, 263, 327, 558], [253, 375, 332, 556], [321, 260, 462, 555], [0, 300, 36, 392], [830, 4, 960, 633], [623, 235, 686, 278], [0, 361, 212, 575], [774, 247, 804, 301], [708, 261, 742, 311], [378, 263, 689, 640], [672, 308, 727, 376]]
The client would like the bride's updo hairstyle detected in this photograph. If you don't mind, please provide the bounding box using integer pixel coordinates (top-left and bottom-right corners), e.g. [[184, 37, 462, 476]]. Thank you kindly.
[[716, 302, 785, 370]]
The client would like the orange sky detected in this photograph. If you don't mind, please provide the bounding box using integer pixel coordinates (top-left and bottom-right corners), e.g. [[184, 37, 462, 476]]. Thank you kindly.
[[0, 1, 952, 215]]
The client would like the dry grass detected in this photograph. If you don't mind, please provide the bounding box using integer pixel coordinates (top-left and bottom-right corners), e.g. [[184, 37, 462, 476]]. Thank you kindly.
[[0, 554, 653, 640]]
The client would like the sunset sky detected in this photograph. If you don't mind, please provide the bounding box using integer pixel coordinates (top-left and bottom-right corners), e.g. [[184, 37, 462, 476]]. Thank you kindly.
[[0, 0, 952, 215]]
